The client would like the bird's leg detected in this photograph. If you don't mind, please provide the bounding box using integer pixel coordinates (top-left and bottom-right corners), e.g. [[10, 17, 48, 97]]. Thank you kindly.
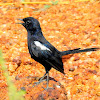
[[42, 72, 54, 90], [33, 72, 54, 90], [33, 72, 47, 87], [46, 72, 49, 89]]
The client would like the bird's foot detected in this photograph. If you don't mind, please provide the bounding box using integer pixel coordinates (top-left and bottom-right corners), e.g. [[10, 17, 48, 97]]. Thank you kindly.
[[33, 81, 40, 87], [33, 81, 41, 87], [42, 86, 54, 90], [33, 79, 46, 87]]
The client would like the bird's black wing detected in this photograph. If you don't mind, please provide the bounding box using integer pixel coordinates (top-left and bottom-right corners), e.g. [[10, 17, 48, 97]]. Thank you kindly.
[[30, 40, 64, 73]]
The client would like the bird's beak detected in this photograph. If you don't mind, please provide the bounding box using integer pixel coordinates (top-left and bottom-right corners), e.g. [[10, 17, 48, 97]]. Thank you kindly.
[[16, 18, 24, 24]]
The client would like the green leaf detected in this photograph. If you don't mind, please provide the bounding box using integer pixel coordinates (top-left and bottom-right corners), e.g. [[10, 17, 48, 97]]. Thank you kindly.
[[51, 0, 58, 5], [0, 50, 25, 100], [44, 5, 51, 9]]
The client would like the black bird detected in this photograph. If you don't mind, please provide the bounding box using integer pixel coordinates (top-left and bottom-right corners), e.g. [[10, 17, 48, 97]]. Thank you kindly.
[[18, 17, 99, 90]]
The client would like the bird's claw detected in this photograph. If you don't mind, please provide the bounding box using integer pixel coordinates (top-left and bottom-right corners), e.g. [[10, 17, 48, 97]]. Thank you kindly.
[[33, 79, 46, 87], [33, 81, 40, 87], [42, 86, 54, 90]]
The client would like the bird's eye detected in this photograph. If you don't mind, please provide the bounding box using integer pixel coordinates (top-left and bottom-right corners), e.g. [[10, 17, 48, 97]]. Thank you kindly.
[[26, 20, 31, 24]]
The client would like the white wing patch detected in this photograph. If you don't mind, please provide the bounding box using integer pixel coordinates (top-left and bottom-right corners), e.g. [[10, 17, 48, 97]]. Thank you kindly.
[[34, 41, 51, 51]]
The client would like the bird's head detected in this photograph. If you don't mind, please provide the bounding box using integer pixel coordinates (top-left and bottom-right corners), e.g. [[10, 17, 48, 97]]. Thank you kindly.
[[17, 17, 41, 31]]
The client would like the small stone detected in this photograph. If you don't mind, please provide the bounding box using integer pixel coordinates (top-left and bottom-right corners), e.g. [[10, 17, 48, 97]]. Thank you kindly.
[[68, 77, 73, 80], [21, 87, 26, 91], [15, 75, 20, 80], [12, 56, 21, 66], [88, 70, 97, 74], [69, 68, 75, 72], [56, 85, 61, 88]]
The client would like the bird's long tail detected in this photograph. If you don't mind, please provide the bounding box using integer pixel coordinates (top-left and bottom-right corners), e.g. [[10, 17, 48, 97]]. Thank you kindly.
[[61, 48, 99, 56]]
